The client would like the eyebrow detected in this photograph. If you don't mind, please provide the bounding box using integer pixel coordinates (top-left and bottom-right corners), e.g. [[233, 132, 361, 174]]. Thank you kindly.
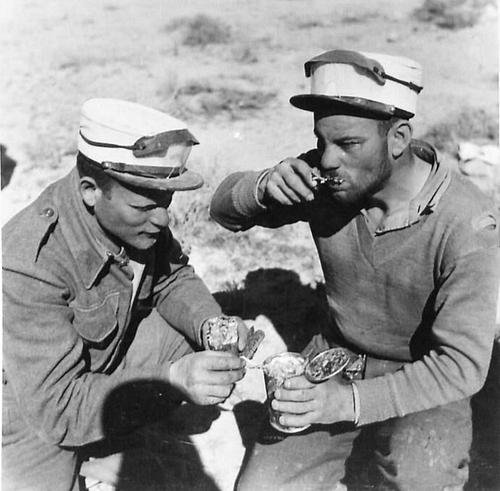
[[314, 129, 363, 142]]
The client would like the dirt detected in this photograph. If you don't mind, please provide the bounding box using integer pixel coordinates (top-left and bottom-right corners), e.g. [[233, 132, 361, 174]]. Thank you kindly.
[[1, 0, 498, 489]]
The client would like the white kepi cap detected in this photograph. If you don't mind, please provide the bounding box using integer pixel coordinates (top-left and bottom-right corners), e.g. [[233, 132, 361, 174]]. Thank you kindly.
[[290, 49, 423, 119], [78, 98, 204, 191]]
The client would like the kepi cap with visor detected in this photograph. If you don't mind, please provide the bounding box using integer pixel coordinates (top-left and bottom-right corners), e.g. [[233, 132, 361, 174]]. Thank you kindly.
[[78, 98, 204, 191], [290, 49, 423, 119]]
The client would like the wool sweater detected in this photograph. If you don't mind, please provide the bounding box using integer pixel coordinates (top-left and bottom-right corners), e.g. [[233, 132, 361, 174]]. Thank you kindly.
[[210, 141, 500, 426]]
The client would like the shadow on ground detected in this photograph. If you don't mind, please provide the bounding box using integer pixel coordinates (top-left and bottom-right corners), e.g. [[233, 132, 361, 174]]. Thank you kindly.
[[81, 401, 223, 490], [215, 267, 500, 491]]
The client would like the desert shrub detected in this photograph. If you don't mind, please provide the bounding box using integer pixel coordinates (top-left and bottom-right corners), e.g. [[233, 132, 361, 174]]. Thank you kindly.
[[341, 11, 381, 24], [231, 44, 259, 64], [171, 81, 276, 120], [421, 106, 498, 155], [165, 14, 231, 47], [413, 0, 494, 29]]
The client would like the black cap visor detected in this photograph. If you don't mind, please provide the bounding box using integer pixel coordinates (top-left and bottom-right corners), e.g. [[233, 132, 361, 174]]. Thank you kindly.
[[289, 94, 414, 120]]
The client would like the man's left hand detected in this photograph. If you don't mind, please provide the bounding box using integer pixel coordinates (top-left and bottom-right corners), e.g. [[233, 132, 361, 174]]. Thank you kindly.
[[234, 317, 249, 352], [272, 375, 355, 428]]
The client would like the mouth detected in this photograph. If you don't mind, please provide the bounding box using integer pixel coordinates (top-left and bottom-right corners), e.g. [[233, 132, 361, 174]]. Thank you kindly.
[[312, 175, 345, 187]]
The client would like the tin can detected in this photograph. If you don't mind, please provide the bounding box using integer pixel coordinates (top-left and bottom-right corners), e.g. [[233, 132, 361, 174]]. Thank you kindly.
[[262, 352, 310, 434]]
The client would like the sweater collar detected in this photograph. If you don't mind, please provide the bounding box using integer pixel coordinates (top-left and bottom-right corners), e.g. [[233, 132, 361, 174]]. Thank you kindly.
[[370, 140, 451, 235]]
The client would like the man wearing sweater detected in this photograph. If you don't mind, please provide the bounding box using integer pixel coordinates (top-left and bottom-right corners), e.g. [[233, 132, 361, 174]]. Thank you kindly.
[[210, 50, 499, 490]]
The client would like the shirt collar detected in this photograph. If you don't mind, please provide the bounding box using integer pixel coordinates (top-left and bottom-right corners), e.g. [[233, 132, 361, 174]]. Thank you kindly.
[[370, 140, 451, 235], [59, 169, 133, 288]]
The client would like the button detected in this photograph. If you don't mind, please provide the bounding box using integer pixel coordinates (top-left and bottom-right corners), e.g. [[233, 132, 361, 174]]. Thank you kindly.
[[40, 207, 54, 217]]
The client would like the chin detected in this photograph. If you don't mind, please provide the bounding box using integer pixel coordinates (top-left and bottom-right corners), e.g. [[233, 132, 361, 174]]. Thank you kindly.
[[331, 191, 363, 207], [125, 238, 158, 252]]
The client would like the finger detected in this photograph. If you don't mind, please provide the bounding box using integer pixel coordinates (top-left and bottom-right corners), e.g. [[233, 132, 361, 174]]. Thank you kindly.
[[206, 384, 234, 400], [268, 172, 308, 204], [278, 413, 312, 428], [204, 352, 246, 370], [283, 375, 315, 390], [275, 386, 315, 402], [282, 158, 317, 193], [236, 319, 248, 351], [206, 369, 245, 385], [280, 170, 315, 201], [266, 179, 297, 206], [276, 179, 310, 203], [203, 394, 228, 406], [272, 398, 313, 416]]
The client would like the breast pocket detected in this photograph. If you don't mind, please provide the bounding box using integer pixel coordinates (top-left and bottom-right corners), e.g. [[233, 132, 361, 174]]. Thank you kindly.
[[72, 292, 120, 346]]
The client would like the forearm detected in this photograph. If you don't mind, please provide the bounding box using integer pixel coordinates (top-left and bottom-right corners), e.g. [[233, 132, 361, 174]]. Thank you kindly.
[[354, 247, 499, 426], [210, 169, 313, 231], [153, 264, 222, 346], [210, 171, 267, 231]]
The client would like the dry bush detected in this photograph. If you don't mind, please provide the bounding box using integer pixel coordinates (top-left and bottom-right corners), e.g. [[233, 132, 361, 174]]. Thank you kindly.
[[165, 14, 231, 47], [169, 81, 276, 120], [231, 44, 259, 64], [413, 0, 495, 29], [421, 106, 499, 155]]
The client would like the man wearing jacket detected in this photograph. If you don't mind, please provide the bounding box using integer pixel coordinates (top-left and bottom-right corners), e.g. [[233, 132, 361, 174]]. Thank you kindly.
[[2, 98, 247, 491], [210, 50, 500, 490]]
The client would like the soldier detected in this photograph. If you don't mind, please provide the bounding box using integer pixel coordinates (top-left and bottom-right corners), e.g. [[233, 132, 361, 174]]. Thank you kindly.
[[210, 50, 500, 490], [3, 98, 247, 490]]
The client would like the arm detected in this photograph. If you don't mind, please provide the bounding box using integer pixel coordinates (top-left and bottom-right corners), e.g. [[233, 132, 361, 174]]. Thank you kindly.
[[210, 152, 321, 232], [149, 229, 248, 349], [151, 228, 223, 345], [355, 221, 500, 425], [274, 210, 500, 428]]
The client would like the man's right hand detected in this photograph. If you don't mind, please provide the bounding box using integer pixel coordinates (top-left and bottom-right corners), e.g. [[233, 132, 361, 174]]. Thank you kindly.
[[258, 158, 317, 206], [169, 351, 246, 405]]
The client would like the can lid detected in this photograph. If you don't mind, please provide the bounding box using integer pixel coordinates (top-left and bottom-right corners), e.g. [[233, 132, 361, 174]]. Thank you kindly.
[[305, 348, 350, 383]]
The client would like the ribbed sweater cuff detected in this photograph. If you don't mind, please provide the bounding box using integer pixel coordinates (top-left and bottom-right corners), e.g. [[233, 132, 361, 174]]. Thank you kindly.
[[232, 170, 268, 217], [355, 374, 406, 426]]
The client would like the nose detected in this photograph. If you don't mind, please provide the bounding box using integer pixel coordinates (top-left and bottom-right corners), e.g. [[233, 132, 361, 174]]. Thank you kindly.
[[320, 144, 342, 172], [149, 207, 169, 229]]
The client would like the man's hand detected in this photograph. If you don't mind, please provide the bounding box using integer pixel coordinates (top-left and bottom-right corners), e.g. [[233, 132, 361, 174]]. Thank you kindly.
[[170, 351, 245, 405], [259, 158, 317, 206], [234, 317, 249, 352], [272, 375, 355, 428]]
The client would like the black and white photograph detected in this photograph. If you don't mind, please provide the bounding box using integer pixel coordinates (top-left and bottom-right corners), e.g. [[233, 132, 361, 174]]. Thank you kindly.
[[1, 1, 499, 490]]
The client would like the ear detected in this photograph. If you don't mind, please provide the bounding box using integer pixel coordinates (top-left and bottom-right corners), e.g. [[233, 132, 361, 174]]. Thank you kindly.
[[388, 120, 413, 159], [79, 176, 101, 209]]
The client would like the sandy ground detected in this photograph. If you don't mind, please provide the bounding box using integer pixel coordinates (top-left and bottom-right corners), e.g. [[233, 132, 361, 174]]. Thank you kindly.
[[1, 0, 499, 489]]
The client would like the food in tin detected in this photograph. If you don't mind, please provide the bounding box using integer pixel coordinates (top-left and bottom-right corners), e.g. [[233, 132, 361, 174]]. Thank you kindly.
[[262, 352, 310, 433], [206, 315, 239, 355], [305, 348, 350, 382]]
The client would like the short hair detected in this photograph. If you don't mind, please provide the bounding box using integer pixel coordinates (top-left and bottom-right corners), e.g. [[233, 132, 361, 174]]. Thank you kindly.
[[377, 117, 401, 136], [76, 152, 116, 196]]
